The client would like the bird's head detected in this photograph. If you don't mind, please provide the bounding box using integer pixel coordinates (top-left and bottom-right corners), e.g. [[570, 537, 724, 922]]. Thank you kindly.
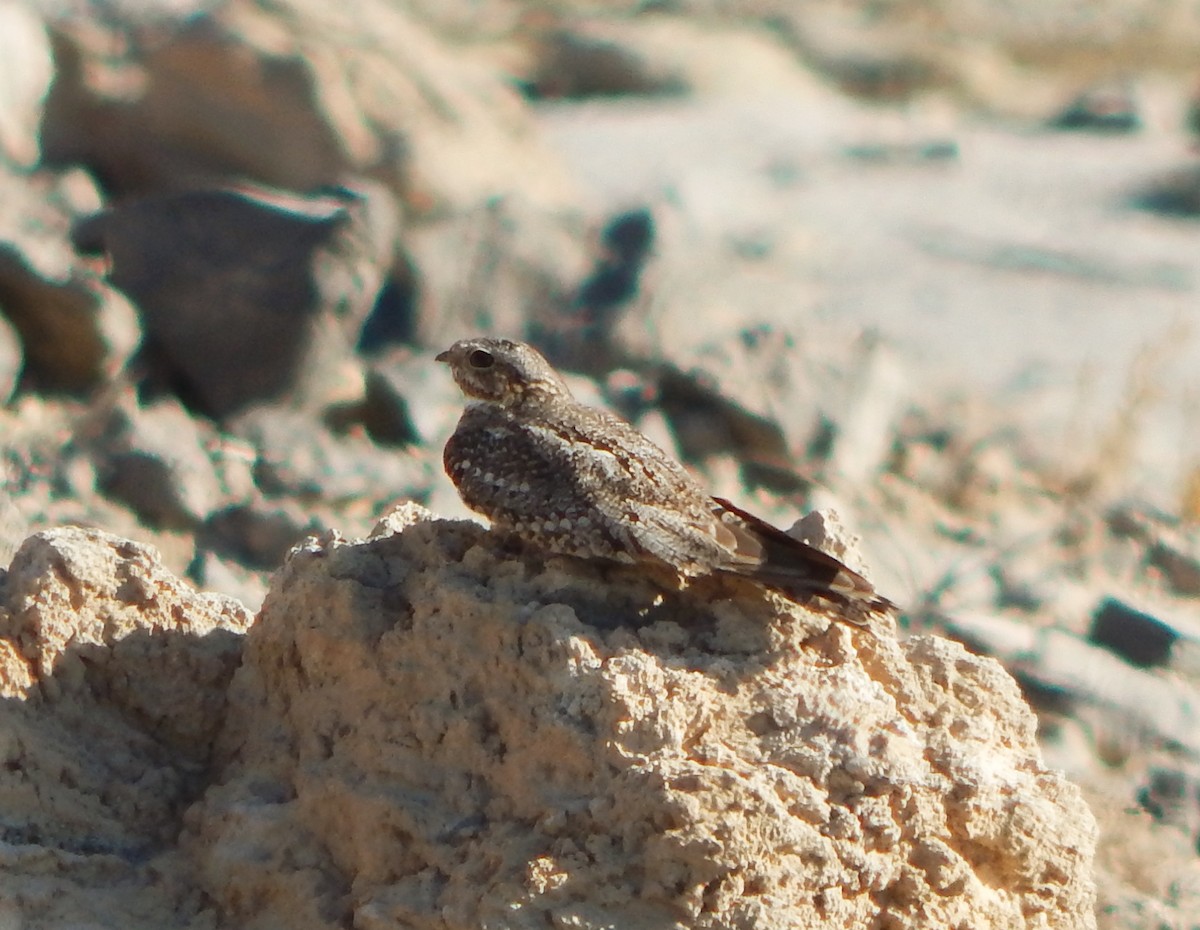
[[436, 338, 571, 409]]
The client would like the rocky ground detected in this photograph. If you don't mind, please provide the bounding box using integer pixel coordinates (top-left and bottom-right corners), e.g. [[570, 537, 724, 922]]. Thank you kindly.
[[1, 1, 1199, 927]]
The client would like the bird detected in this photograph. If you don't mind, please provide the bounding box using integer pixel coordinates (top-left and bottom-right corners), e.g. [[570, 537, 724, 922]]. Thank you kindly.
[[436, 337, 895, 620]]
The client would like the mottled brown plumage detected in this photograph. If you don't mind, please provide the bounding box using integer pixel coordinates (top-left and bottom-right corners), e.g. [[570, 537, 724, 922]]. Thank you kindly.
[[436, 337, 895, 619]]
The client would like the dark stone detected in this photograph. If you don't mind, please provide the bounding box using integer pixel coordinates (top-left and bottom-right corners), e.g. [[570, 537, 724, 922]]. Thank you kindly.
[[1050, 94, 1141, 133], [1089, 597, 1178, 668], [520, 29, 687, 100], [74, 183, 396, 418], [201, 502, 317, 571]]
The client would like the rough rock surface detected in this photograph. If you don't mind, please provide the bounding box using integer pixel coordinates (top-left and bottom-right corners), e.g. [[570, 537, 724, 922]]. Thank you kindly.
[[187, 504, 1097, 930], [0, 526, 251, 927]]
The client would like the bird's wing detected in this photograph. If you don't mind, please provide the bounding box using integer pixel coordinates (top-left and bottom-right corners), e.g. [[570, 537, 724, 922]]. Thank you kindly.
[[541, 409, 748, 570], [448, 404, 741, 569]]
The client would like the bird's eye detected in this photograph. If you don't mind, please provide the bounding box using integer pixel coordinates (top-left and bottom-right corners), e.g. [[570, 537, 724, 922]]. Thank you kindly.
[[468, 349, 495, 369]]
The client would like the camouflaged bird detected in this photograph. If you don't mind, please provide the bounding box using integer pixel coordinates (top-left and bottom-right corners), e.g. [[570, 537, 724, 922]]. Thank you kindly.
[[436, 337, 895, 619]]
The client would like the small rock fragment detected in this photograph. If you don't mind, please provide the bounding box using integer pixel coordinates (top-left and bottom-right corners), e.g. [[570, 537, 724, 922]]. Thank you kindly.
[[1049, 82, 1141, 133], [92, 397, 225, 530], [200, 500, 319, 572], [1090, 597, 1179, 669]]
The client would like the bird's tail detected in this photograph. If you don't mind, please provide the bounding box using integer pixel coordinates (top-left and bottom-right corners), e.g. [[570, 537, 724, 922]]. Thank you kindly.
[[712, 497, 897, 620]]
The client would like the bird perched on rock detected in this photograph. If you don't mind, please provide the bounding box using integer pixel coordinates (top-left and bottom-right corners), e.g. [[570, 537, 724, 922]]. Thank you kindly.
[[436, 337, 895, 620]]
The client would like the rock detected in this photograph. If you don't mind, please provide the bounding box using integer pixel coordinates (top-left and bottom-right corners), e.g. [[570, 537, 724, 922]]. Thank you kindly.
[[1130, 163, 1200, 217], [1087, 781, 1200, 930], [1048, 82, 1141, 133], [518, 16, 836, 102], [200, 500, 320, 571], [582, 208, 655, 308], [185, 504, 1098, 929], [841, 139, 959, 164], [0, 487, 25, 568], [608, 324, 845, 491], [356, 274, 418, 353], [1148, 540, 1200, 598], [91, 395, 226, 530], [0, 306, 20, 402], [0, 3, 53, 168], [1137, 766, 1200, 841], [41, 0, 576, 212], [232, 406, 434, 505], [406, 194, 591, 353], [656, 361, 796, 490], [0, 395, 211, 581], [2, 526, 252, 742], [939, 608, 1040, 662], [206, 433, 259, 505], [908, 226, 1188, 290], [0, 165, 140, 392], [776, 7, 950, 101], [74, 182, 397, 418], [1107, 501, 1200, 596], [1089, 597, 1182, 669], [42, 10, 344, 195], [786, 508, 873, 578], [0, 526, 251, 927], [187, 547, 270, 612], [519, 21, 688, 99]]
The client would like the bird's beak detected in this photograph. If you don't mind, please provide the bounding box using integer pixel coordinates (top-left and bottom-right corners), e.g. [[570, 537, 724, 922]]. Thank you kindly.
[[434, 349, 451, 363]]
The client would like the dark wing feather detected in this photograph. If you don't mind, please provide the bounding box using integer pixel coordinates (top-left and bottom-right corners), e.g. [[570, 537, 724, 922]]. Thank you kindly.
[[712, 497, 896, 614]]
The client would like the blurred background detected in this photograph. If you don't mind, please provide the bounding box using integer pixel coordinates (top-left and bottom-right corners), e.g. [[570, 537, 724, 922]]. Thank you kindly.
[[1, 0, 1199, 924]]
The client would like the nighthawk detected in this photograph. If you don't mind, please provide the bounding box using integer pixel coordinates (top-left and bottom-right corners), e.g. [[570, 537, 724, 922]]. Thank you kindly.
[[436, 337, 895, 619]]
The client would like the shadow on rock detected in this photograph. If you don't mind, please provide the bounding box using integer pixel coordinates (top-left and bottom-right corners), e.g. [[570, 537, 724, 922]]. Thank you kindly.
[[0, 526, 252, 924]]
